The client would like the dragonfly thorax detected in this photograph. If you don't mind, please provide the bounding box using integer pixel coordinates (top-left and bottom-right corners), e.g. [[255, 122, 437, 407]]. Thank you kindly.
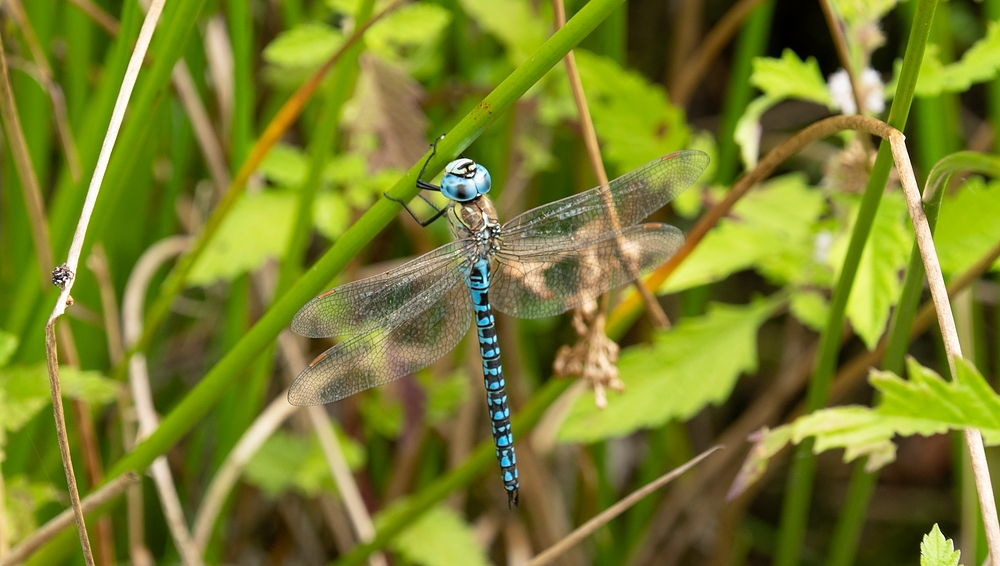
[[442, 158, 491, 202]]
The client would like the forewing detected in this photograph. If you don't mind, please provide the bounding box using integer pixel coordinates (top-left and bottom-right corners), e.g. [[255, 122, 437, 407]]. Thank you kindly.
[[288, 275, 473, 405], [501, 150, 708, 242], [491, 224, 684, 319], [292, 240, 474, 338]]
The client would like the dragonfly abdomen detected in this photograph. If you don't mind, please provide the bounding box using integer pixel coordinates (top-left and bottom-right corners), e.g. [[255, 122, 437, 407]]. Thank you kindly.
[[467, 257, 519, 508]]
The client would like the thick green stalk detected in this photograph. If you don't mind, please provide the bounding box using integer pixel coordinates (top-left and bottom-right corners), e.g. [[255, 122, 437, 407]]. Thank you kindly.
[[714, 0, 774, 185], [227, 0, 254, 166], [29, 0, 629, 561], [772, 2, 938, 565]]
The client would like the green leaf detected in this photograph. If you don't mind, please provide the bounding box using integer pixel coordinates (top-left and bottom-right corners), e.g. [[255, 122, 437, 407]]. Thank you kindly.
[[0, 364, 119, 432], [0, 330, 17, 367], [730, 357, 1000, 498], [751, 49, 833, 106], [664, 174, 826, 293], [244, 426, 365, 498], [189, 191, 297, 286], [934, 177, 1000, 274], [417, 370, 471, 425], [790, 289, 829, 332], [830, 192, 912, 350], [830, 0, 899, 28], [458, 0, 548, 64], [389, 506, 492, 566], [257, 143, 309, 188], [916, 21, 1000, 97], [921, 524, 963, 566], [558, 297, 781, 443], [263, 22, 344, 69], [4, 475, 60, 546], [576, 50, 690, 172], [365, 3, 451, 69], [733, 95, 779, 170]]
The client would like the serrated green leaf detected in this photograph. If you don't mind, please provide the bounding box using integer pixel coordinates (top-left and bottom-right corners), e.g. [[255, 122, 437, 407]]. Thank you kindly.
[[934, 177, 1000, 274], [576, 50, 690, 172], [731, 357, 1000, 497], [0, 330, 17, 367], [921, 524, 963, 566], [458, 0, 547, 64], [244, 426, 365, 498], [189, 191, 297, 285], [389, 506, 492, 566], [558, 297, 781, 443], [751, 49, 833, 106], [830, 192, 912, 350], [0, 364, 119, 432], [263, 23, 344, 69], [916, 21, 1000, 97], [664, 174, 826, 293]]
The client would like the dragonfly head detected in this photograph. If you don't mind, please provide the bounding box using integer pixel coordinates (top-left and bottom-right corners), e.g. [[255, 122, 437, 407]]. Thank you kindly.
[[441, 158, 491, 202]]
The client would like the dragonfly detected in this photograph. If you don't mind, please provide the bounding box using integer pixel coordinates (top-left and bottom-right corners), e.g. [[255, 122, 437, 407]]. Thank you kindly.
[[289, 142, 709, 507]]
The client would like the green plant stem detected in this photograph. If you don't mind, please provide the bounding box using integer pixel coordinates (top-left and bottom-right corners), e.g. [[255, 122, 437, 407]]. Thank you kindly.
[[27, 0, 628, 562], [772, 2, 938, 565], [227, 0, 254, 165], [714, 0, 774, 185]]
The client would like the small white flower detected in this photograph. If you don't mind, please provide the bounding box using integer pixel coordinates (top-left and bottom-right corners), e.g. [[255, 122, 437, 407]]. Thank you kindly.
[[828, 69, 856, 114], [813, 230, 834, 264], [827, 68, 885, 115]]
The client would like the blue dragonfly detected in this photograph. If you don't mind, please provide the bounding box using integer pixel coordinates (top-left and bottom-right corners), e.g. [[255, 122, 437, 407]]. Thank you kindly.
[[289, 143, 709, 507]]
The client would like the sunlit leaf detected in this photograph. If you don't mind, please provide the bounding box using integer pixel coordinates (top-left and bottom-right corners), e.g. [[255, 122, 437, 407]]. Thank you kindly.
[[916, 21, 1000, 96], [366, 3, 451, 73], [576, 50, 690, 173], [830, 192, 912, 350], [3, 475, 60, 546], [257, 143, 309, 188], [730, 357, 1000, 497], [664, 174, 826, 293], [831, 0, 899, 28], [189, 191, 297, 285], [418, 370, 470, 425], [790, 289, 830, 332], [389, 506, 492, 566], [751, 49, 833, 106], [733, 95, 778, 170], [934, 177, 1000, 274], [559, 297, 782, 443], [921, 524, 963, 566], [263, 22, 344, 69]]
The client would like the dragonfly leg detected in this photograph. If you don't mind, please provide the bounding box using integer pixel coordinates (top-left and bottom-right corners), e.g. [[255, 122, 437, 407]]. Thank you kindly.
[[383, 191, 449, 227], [416, 134, 447, 191]]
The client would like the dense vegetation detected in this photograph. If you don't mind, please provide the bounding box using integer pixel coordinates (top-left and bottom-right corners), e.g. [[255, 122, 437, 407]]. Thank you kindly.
[[2, 0, 1000, 564]]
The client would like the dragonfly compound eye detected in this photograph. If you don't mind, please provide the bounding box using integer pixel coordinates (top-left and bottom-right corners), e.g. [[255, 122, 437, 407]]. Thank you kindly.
[[443, 158, 488, 201]]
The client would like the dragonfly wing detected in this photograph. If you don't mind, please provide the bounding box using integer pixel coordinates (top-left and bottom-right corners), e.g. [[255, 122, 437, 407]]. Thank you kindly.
[[288, 272, 473, 405], [292, 240, 475, 338], [491, 223, 684, 319], [501, 150, 708, 241]]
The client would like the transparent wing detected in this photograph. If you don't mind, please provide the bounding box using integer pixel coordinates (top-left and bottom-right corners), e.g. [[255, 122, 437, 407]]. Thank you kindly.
[[292, 240, 475, 339], [288, 273, 473, 405], [501, 150, 708, 243], [491, 223, 684, 319]]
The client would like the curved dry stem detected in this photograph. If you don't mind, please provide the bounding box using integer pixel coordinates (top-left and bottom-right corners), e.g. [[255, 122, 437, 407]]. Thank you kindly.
[[0, 472, 140, 566], [670, 0, 767, 106], [171, 61, 231, 195], [192, 394, 297, 550], [122, 236, 203, 566], [525, 446, 722, 566]]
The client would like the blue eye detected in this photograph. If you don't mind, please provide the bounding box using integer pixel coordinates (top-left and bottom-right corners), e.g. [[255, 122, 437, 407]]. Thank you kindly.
[[441, 158, 491, 201]]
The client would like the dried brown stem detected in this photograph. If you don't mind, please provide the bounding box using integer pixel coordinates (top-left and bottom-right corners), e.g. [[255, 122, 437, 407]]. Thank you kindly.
[[525, 447, 722, 566]]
